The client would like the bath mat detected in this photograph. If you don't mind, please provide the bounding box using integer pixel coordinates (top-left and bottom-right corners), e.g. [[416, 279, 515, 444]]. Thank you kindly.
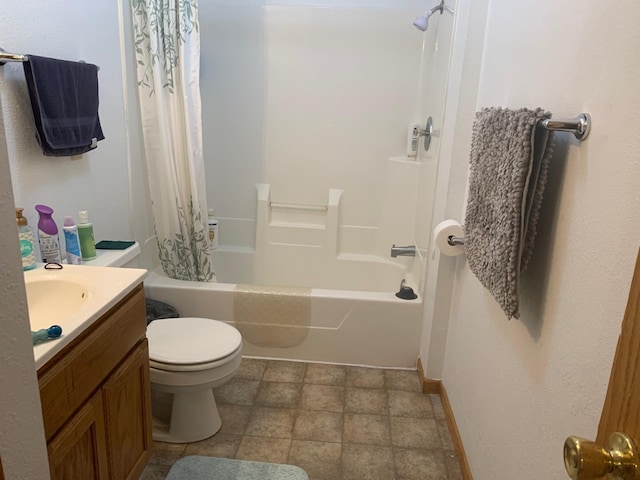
[[233, 284, 311, 348], [464, 107, 556, 319], [166, 455, 309, 480]]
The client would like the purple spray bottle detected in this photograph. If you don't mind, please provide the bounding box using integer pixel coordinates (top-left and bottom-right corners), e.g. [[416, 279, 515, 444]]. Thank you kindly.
[[35, 204, 62, 263]]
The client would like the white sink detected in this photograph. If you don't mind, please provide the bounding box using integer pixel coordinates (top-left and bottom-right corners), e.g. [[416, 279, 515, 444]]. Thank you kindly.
[[25, 277, 89, 331], [25, 264, 147, 369]]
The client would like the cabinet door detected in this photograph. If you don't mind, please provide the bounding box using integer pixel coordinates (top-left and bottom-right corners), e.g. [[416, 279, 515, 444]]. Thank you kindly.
[[47, 391, 109, 480], [102, 340, 153, 480]]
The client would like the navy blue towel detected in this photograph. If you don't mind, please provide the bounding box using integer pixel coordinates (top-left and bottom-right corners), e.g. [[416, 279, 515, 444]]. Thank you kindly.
[[23, 55, 105, 157]]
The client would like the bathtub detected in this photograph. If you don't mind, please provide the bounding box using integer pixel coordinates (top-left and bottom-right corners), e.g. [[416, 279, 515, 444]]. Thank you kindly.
[[144, 248, 423, 368]]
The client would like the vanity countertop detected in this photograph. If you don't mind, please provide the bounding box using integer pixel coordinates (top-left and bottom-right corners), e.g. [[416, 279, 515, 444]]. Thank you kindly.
[[27, 264, 147, 370]]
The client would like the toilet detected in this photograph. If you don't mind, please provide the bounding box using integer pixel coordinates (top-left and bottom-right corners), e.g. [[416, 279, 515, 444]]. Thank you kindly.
[[146, 317, 243, 443]]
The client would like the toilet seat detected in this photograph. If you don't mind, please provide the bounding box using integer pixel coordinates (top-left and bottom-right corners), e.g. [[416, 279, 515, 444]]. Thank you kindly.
[[147, 317, 242, 367]]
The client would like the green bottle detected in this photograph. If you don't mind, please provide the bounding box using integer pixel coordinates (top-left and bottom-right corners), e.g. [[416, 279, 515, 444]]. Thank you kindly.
[[78, 210, 96, 261]]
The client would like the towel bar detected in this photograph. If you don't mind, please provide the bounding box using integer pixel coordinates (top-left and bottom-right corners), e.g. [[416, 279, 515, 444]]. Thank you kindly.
[[0, 49, 28, 65], [541, 113, 591, 140], [0, 49, 100, 70]]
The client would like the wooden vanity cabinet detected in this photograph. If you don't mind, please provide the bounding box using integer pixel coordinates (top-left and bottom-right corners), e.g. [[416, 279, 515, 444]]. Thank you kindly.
[[37, 284, 152, 480]]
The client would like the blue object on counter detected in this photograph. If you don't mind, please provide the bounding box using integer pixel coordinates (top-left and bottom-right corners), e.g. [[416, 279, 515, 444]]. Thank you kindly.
[[32, 325, 63, 345]]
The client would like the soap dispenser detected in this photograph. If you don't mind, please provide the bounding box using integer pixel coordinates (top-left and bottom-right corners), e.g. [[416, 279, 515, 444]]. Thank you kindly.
[[16, 208, 37, 270]]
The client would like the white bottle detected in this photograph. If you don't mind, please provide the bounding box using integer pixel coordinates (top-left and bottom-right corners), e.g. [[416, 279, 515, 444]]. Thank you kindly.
[[63, 216, 82, 265], [407, 123, 421, 157], [207, 208, 219, 250]]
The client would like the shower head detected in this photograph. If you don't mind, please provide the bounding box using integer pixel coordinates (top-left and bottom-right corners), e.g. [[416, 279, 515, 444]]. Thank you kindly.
[[413, 10, 435, 32], [413, 0, 450, 32]]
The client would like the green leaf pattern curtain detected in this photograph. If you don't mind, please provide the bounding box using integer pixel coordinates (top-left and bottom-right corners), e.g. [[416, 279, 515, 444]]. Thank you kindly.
[[131, 0, 213, 281]]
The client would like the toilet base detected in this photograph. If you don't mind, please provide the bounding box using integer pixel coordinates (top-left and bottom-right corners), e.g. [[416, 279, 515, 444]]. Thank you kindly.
[[151, 388, 222, 443], [148, 342, 242, 444]]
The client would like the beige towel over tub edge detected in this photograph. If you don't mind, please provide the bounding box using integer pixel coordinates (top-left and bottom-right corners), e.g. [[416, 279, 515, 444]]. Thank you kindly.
[[233, 284, 311, 348]]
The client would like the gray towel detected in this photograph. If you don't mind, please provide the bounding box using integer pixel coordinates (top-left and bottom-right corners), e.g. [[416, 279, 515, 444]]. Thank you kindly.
[[464, 107, 556, 319]]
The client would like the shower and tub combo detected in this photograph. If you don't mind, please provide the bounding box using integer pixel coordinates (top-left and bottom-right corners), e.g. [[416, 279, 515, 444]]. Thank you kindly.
[[144, 0, 455, 372], [145, 182, 425, 369], [137, 0, 456, 443]]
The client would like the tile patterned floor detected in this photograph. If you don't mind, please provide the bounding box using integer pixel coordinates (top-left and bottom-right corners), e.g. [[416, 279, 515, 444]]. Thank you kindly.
[[140, 359, 463, 480]]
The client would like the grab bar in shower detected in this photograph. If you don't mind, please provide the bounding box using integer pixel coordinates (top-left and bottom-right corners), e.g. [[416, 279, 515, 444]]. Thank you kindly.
[[269, 202, 328, 212]]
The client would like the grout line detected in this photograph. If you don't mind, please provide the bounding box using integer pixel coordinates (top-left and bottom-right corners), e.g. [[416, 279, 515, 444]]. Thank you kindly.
[[387, 389, 398, 478], [286, 361, 307, 464]]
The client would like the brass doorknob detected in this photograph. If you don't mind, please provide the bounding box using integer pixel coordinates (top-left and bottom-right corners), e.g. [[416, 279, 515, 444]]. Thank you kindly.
[[564, 433, 640, 480]]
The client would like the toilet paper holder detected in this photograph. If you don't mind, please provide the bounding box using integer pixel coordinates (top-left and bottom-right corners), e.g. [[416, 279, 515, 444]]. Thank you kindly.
[[433, 219, 465, 256], [447, 235, 465, 246]]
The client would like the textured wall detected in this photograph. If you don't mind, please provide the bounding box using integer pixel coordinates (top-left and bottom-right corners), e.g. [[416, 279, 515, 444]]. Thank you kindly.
[[0, 78, 50, 479], [0, 0, 134, 476], [0, 0, 132, 243], [441, 1, 640, 479]]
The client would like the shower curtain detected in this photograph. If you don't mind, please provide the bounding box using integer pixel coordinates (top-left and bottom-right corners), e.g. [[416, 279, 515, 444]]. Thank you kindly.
[[131, 0, 213, 281]]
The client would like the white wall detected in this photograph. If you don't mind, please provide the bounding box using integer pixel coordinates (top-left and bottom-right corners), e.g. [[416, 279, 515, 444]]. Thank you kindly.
[[439, 1, 640, 479], [0, 76, 50, 479], [1, 0, 132, 244]]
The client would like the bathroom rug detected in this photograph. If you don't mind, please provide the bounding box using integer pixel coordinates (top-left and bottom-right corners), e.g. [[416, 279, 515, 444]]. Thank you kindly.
[[233, 284, 311, 348], [166, 455, 309, 480]]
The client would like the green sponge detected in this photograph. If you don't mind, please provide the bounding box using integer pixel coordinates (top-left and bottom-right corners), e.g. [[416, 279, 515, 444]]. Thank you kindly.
[[95, 240, 135, 250]]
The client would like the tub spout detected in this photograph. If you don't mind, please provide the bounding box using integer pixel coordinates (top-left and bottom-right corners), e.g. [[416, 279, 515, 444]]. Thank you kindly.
[[390, 245, 416, 258]]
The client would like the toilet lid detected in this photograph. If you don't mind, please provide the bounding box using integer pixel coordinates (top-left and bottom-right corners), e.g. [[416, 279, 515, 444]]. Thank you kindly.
[[147, 317, 242, 365]]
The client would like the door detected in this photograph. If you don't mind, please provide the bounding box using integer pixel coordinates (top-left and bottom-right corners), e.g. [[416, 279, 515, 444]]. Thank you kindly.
[[563, 249, 640, 479]]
